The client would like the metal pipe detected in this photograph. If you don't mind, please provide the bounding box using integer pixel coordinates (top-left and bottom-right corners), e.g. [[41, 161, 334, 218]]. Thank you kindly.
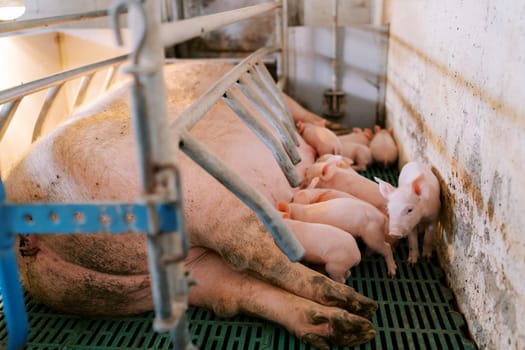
[[115, 1, 191, 347], [179, 130, 305, 262], [275, 0, 288, 90], [32, 84, 63, 142], [0, 99, 21, 141], [222, 89, 301, 187], [236, 75, 300, 163], [245, 68, 298, 147], [73, 74, 94, 108], [160, 1, 280, 48], [101, 65, 121, 93], [0, 55, 127, 105], [252, 62, 296, 130], [169, 47, 278, 133], [331, 0, 339, 93], [0, 9, 110, 35]]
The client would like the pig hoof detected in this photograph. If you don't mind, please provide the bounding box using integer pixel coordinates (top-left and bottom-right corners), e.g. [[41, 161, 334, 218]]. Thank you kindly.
[[345, 288, 378, 320], [422, 250, 433, 259], [302, 310, 376, 349], [407, 257, 418, 265]]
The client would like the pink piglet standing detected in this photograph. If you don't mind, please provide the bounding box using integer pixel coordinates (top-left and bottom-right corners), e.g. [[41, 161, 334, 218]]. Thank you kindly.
[[283, 219, 361, 283], [375, 161, 441, 265]]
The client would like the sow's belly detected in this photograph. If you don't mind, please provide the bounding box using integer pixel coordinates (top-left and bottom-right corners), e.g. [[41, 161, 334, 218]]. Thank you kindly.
[[5, 61, 315, 315]]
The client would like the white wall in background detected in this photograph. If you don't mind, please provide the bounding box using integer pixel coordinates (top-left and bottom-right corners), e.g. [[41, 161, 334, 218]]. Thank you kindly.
[[383, 1, 525, 349]]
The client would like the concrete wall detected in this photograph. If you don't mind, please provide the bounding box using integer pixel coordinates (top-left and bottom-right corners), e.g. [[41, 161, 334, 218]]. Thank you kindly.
[[382, 1, 525, 349]]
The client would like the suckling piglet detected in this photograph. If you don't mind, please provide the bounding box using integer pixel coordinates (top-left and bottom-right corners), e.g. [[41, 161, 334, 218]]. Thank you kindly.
[[375, 161, 441, 264], [338, 127, 373, 146], [303, 160, 387, 215], [340, 141, 373, 171], [278, 198, 397, 277], [296, 120, 342, 156], [284, 219, 361, 283], [292, 187, 356, 204], [369, 125, 398, 168]]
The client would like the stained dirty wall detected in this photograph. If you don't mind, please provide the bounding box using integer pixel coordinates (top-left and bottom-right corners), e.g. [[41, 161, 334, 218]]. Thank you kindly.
[[382, 1, 525, 349]]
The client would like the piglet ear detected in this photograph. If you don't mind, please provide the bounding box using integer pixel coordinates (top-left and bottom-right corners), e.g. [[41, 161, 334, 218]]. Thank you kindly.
[[374, 177, 395, 198], [321, 162, 337, 181], [412, 174, 424, 195]]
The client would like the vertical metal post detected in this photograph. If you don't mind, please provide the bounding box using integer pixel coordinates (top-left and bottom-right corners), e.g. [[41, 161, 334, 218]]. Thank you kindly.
[[115, 0, 193, 348], [322, 0, 345, 118], [275, 0, 288, 90]]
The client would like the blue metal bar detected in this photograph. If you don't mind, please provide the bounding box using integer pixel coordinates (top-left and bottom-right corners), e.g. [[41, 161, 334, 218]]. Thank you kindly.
[[2, 202, 178, 235], [0, 176, 180, 349]]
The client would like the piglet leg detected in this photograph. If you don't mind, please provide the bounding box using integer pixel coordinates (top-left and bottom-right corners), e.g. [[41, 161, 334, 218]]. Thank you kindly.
[[186, 247, 376, 349], [422, 222, 436, 259], [407, 229, 419, 265]]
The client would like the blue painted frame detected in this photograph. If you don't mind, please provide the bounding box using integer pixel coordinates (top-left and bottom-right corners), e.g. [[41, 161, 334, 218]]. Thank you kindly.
[[0, 179, 179, 350]]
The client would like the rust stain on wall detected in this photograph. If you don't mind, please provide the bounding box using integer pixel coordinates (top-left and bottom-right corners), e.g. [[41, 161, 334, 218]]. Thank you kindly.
[[389, 33, 525, 127]]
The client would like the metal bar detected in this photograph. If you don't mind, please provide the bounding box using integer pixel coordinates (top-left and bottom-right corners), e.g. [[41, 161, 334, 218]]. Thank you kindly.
[[245, 68, 299, 146], [0, 55, 127, 105], [235, 76, 300, 164], [0, 99, 21, 141], [73, 73, 95, 108], [253, 61, 299, 130], [222, 89, 301, 187], [116, 1, 191, 346], [179, 130, 305, 262], [160, 1, 281, 48], [32, 84, 63, 142], [0, 10, 110, 34], [169, 47, 278, 133], [101, 65, 120, 93], [3, 202, 178, 234], [0, 247, 29, 350], [275, 0, 288, 90]]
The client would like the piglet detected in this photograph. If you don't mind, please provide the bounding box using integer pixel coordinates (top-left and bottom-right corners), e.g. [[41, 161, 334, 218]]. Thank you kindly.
[[369, 125, 398, 168], [303, 160, 387, 215], [296, 120, 342, 156], [278, 198, 396, 277], [292, 187, 356, 204], [284, 219, 361, 283], [338, 127, 373, 146], [340, 141, 373, 171], [375, 161, 441, 264]]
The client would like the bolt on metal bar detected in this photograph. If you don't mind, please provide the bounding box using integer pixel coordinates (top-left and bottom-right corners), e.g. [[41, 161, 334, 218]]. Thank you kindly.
[[235, 75, 300, 164], [222, 89, 301, 187], [32, 84, 63, 142], [160, 1, 281, 48], [179, 129, 305, 262]]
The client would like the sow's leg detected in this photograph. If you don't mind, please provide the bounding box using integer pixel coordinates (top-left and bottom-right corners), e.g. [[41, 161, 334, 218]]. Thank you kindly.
[[186, 247, 375, 349]]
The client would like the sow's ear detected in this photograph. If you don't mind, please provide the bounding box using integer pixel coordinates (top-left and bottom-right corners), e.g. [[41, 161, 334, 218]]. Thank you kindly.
[[374, 177, 395, 198]]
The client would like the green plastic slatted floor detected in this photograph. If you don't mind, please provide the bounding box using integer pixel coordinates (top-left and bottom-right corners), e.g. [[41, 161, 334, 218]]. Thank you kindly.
[[0, 166, 476, 349]]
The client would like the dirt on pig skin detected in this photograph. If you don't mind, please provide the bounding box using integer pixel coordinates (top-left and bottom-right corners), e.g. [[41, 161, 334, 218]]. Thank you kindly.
[[5, 61, 378, 349]]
